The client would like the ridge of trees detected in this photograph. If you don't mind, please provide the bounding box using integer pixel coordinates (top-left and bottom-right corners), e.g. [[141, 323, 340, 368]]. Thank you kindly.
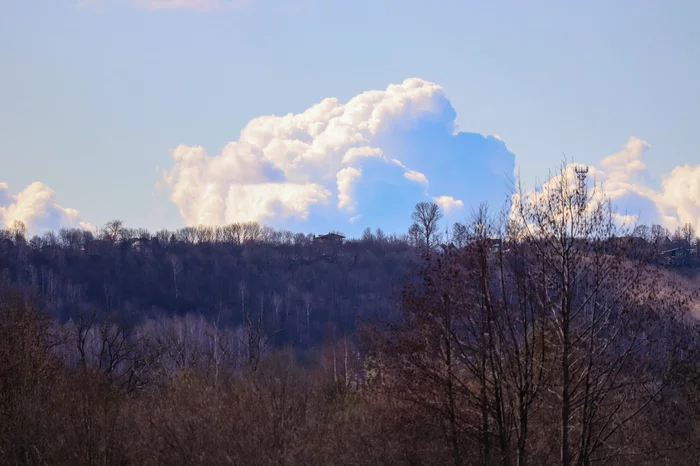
[[1, 162, 700, 464]]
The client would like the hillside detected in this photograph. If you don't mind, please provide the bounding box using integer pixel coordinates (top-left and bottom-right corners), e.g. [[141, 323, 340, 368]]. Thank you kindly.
[[1, 220, 698, 347], [0, 224, 421, 348], [2, 214, 700, 464]]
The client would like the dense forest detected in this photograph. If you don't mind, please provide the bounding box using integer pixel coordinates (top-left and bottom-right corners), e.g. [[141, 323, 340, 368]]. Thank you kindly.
[[0, 218, 421, 350], [2, 165, 700, 465]]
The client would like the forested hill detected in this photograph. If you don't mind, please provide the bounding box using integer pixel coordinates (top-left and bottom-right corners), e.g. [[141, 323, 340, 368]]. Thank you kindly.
[[1, 218, 699, 350], [3, 207, 700, 464], [0, 223, 420, 348]]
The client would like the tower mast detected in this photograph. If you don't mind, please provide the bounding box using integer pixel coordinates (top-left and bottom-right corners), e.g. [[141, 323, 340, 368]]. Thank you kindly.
[[574, 166, 589, 212]]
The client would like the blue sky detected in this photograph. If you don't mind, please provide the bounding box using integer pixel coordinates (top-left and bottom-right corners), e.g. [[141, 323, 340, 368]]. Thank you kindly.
[[1, 0, 699, 237]]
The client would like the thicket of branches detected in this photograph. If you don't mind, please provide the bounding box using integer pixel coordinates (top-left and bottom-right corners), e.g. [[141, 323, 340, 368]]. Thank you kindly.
[[367, 165, 700, 465], [1, 163, 700, 465]]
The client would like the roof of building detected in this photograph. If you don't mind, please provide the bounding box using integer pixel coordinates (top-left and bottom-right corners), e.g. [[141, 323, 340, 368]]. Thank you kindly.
[[317, 233, 345, 239]]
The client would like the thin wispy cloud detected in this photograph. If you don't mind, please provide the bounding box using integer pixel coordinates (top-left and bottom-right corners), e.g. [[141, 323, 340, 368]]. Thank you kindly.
[[135, 0, 247, 11], [77, 0, 247, 12], [403, 169, 429, 185]]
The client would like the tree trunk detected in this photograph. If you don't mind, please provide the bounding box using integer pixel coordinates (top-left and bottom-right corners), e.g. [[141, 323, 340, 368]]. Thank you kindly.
[[561, 308, 571, 466]]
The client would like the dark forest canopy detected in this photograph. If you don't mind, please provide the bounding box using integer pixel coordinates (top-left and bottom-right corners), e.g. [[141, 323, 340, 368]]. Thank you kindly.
[[0, 207, 699, 350], [2, 167, 700, 464], [0, 221, 423, 347]]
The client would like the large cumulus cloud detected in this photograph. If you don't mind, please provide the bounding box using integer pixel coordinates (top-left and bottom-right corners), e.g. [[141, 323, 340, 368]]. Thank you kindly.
[[516, 137, 700, 233], [590, 137, 700, 232], [0, 182, 91, 236], [163, 78, 517, 235], [656, 164, 700, 232]]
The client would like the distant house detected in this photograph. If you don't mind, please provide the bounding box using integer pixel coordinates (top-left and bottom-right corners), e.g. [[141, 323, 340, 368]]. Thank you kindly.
[[660, 240, 694, 266], [314, 233, 345, 245]]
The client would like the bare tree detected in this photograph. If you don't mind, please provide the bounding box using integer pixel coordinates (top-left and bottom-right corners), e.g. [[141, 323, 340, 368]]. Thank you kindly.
[[451, 221, 469, 248], [195, 225, 214, 243], [632, 224, 651, 242], [376, 162, 700, 466], [167, 253, 182, 300], [242, 222, 262, 243], [411, 201, 443, 250], [511, 162, 695, 465], [272, 291, 283, 324], [154, 229, 171, 244], [8, 220, 27, 242], [681, 222, 696, 245], [103, 220, 125, 244], [175, 226, 197, 244], [651, 224, 668, 245]]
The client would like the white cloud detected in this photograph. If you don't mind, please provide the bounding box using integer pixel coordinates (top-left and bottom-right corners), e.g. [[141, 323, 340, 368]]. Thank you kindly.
[[403, 169, 429, 185], [79, 0, 247, 11], [341, 147, 384, 165], [387, 158, 429, 186], [0, 182, 91, 235], [657, 164, 700, 232], [224, 183, 330, 223], [349, 215, 362, 224], [434, 195, 464, 213], [599, 136, 649, 177], [134, 0, 247, 11], [164, 144, 331, 225], [163, 78, 447, 226], [337, 167, 362, 211], [598, 138, 700, 232], [514, 137, 700, 234], [161, 76, 697, 235]]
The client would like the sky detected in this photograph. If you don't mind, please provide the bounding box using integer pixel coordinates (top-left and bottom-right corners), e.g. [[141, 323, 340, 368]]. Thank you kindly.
[[1, 0, 699, 237]]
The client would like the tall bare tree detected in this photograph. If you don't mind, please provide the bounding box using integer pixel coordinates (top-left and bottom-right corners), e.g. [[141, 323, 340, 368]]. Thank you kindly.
[[411, 201, 443, 250], [376, 162, 699, 466], [103, 220, 125, 244], [510, 162, 696, 465]]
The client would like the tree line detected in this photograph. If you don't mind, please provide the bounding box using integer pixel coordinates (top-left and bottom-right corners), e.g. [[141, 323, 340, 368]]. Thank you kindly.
[[1, 163, 700, 464], [0, 218, 424, 349]]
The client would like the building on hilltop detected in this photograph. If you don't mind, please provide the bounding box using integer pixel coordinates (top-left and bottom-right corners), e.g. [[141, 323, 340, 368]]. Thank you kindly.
[[314, 233, 345, 245], [659, 238, 699, 267], [313, 233, 346, 261]]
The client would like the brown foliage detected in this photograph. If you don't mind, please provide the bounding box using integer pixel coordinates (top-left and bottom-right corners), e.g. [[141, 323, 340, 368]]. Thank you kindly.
[[1, 164, 700, 465]]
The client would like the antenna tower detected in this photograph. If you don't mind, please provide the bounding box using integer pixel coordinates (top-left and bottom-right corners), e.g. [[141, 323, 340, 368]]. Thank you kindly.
[[574, 166, 589, 211]]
